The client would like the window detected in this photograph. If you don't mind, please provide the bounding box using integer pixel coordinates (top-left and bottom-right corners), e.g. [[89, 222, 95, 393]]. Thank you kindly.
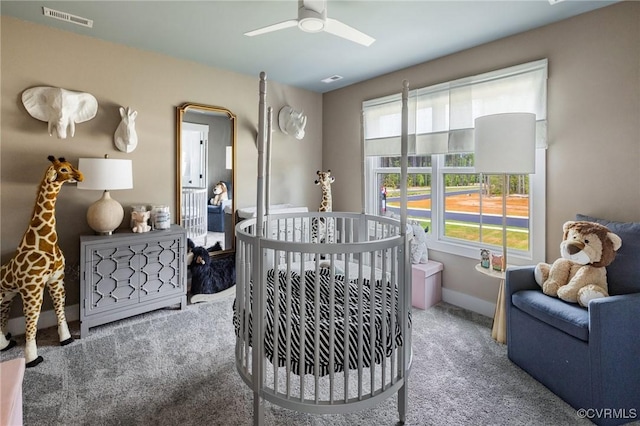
[[363, 60, 547, 264]]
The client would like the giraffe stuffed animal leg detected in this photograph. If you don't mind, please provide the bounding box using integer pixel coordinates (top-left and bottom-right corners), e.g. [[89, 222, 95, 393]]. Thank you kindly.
[[46, 268, 73, 345], [0, 290, 18, 351], [21, 279, 47, 367]]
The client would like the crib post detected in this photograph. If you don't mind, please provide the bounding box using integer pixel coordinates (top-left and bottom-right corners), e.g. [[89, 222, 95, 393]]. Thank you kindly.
[[397, 79, 411, 424], [251, 71, 269, 426]]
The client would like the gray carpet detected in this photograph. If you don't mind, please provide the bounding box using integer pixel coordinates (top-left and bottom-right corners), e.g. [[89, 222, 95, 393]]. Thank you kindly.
[[1, 296, 594, 426]]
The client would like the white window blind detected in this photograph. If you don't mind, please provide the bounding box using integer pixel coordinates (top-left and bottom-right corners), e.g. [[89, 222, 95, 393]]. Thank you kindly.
[[363, 59, 548, 156]]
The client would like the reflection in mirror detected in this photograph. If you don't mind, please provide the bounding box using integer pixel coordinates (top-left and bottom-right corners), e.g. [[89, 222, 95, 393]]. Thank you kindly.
[[176, 103, 236, 255]]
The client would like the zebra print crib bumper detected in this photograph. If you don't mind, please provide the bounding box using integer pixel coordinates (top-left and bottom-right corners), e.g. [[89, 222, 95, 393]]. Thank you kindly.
[[233, 267, 410, 377]]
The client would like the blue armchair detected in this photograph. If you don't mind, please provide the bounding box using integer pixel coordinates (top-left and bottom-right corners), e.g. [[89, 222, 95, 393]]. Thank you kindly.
[[207, 182, 232, 233], [506, 216, 640, 426]]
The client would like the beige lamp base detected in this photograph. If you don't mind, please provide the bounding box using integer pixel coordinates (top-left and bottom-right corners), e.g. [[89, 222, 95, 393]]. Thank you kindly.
[[87, 190, 124, 235]]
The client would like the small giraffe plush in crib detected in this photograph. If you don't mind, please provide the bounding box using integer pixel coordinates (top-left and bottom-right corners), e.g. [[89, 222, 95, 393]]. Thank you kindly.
[[312, 170, 336, 247]]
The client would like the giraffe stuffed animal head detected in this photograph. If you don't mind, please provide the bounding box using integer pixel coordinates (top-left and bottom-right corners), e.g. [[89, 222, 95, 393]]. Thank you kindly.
[[45, 155, 84, 184], [314, 170, 335, 213], [314, 170, 335, 187]]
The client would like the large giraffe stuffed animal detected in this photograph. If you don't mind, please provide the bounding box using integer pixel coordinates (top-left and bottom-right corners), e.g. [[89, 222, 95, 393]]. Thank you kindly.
[[1, 156, 83, 367], [312, 170, 335, 245]]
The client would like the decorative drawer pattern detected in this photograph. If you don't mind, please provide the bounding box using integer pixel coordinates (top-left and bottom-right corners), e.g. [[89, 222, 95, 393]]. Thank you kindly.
[[80, 225, 187, 337]]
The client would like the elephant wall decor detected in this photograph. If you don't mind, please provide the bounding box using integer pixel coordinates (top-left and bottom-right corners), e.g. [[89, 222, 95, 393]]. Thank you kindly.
[[22, 86, 98, 139]]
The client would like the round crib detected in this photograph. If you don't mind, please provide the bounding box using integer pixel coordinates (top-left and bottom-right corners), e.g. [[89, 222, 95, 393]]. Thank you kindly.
[[235, 72, 412, 425], [234, 211, 412, 423]]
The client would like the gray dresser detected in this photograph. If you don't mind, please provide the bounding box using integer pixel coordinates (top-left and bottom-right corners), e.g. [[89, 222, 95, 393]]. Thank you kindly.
[[79, 225, 187, 337]]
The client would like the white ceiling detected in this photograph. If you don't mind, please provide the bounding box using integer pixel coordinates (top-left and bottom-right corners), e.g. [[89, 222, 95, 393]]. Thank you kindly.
[[0, 0, 620, 93]]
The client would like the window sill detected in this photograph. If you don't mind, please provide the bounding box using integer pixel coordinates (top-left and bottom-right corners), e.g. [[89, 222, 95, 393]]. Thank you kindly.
[[425, 238, 535, 267]]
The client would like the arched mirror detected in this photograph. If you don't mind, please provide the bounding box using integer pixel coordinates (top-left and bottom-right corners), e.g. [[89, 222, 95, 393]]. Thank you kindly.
[[176, 103, 236, 255]]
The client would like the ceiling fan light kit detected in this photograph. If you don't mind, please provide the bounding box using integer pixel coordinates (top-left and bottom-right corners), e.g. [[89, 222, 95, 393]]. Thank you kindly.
[[245, 0, 375, 47], [298, 7, 326, 32]]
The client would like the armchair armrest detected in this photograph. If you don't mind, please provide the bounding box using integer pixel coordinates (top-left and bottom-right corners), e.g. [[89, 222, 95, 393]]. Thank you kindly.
[[588, 292, 640, 411], [505, 266, 539, 298], [589, 292, 640, 346]]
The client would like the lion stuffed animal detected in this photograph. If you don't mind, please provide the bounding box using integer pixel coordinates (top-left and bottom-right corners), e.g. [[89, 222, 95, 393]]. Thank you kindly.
[[534, 220, 622, 307], [210, 181, 228, 206]]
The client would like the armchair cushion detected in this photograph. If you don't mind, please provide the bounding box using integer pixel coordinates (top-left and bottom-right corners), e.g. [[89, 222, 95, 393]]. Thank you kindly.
[[512, 290, 589, 341]]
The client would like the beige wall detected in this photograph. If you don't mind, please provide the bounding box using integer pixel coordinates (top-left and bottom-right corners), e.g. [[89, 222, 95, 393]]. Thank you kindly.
[[1, 17, 322, 315], [323, 2, 640, 307]]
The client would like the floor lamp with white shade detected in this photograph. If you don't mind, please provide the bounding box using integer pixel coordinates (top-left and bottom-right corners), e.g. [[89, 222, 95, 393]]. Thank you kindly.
[[474, 112, 536, 272]]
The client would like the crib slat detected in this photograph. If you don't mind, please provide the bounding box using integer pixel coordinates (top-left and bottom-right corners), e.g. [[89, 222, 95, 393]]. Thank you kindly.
[[357, 256, 364, 400], [298, 256, 306, 401], [343, 256, 350, 403], [285, 253, 293, 398], [369, 249, 376, 395], [381, 246, 388, 389], [272, 247, 280, 394], [313, 257, 321, 402], [244, 242, 251, 376], [390, 246, 397, 385], [328, 253, 336, 404]]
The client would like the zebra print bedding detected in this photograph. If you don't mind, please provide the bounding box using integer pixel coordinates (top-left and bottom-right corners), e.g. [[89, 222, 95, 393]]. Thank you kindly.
[[233, 268, 410, 377]]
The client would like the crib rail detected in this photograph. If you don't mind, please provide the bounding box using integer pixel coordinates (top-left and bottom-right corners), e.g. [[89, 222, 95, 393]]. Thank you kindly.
[[181, 187, 207, 242], [234, 211, 411, 416]]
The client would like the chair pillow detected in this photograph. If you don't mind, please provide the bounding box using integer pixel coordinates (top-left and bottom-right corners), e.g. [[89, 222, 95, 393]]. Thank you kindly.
[[576, 214, 640, 295]]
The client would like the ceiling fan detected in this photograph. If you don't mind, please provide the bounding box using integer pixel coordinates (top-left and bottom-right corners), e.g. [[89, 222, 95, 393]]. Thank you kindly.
[[244, 0, 375, 47]]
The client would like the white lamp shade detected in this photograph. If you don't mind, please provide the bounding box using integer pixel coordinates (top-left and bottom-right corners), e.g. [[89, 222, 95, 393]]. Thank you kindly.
[[474, 113, 536, 174], [77, 158, 133, 190]]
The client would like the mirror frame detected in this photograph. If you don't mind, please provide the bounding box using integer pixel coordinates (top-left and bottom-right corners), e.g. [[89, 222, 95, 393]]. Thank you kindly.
[[176, 102, 237, 255]]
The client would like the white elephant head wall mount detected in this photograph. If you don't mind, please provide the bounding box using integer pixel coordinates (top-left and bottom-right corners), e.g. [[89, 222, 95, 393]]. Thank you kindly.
[[22, 86, 98, 139], [278, 105, 307, 140]]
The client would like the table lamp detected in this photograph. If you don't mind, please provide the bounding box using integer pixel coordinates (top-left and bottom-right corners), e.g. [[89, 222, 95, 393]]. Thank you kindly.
[[474, 112, 536, 271], [77, 155, 133, 235]]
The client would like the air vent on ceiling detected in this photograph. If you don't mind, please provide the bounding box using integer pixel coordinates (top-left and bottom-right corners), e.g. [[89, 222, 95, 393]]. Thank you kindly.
[[321, 75, 344, 84], [43, 7, 93, 28]]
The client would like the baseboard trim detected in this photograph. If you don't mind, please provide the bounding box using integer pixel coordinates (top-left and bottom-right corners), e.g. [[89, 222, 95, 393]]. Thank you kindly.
[[6, 304, 79, 337], [7, 294, 492, 336], [442, 288, 495, 318]]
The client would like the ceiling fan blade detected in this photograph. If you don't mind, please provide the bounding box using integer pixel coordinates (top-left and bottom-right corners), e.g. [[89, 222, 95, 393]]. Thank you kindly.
[[324, 18, 375, 47], [244, 20, 298, 37]]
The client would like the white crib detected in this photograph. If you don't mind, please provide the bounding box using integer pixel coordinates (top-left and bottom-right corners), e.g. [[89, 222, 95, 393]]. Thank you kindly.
[[234, 73, 412, 425], [181, 187, 207, 243]]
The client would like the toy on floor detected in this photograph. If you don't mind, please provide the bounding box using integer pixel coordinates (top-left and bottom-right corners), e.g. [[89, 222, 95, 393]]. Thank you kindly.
[[534, 220, 622, 307], [189, 245, 235, 303], [187, 238, 222, 254], [0, 156, 83, 367]]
